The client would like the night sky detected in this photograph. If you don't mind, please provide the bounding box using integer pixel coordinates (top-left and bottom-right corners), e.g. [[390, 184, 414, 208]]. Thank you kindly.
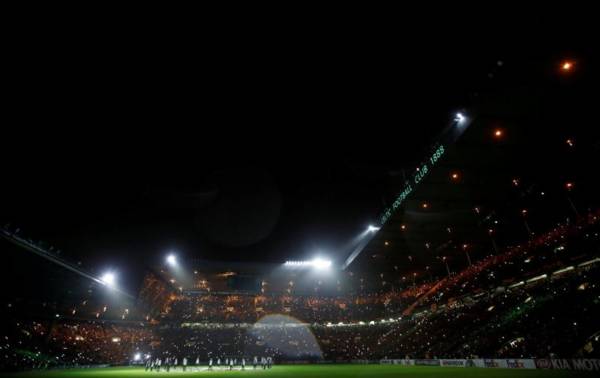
[[1, 12, 596, 293]]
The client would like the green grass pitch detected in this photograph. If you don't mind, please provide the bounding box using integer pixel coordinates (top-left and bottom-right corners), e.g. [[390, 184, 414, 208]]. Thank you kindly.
[[2, 365, 597, 378]]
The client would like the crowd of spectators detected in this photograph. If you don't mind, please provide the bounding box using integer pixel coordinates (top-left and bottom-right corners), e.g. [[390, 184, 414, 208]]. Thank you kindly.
[[162, 290, 422, 324], [3, 257, 597, 371], [370, 262, 600, 360], [0, 319, 152, 371], [1, 211, 598, 371]]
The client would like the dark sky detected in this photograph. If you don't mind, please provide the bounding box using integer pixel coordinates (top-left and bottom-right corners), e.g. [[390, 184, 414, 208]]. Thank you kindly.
[[1, 11, 596, 292]]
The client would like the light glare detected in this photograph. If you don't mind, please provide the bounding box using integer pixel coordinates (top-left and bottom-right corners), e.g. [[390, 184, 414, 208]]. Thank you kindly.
[[312, 258, 332, 269], [101, 272, 115, 287], [285, 259, 332, 269], [367, 225, 380, 233], [166, 254, 177, 266]]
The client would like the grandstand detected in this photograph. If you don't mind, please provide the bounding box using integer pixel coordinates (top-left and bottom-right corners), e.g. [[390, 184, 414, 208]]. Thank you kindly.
[[3, 214, 599, 375], [1, 11, 600, 378]]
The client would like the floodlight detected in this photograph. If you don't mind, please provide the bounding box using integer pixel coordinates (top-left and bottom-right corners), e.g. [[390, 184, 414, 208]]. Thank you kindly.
[[367, 225, 380, 233], [312, 258, 332, 270], [101, 272, 116, 287], [166, 254, 177, 266]]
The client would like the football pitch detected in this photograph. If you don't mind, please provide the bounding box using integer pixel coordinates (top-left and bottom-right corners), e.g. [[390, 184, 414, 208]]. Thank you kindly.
[[2, 365, 596, 378]]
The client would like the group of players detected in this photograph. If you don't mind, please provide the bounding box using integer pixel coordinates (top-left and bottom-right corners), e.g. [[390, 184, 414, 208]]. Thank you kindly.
[[145, 356, 273, 372]]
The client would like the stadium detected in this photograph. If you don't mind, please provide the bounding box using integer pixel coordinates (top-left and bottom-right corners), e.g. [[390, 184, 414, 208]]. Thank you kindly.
[[1, 11, 599, 378]]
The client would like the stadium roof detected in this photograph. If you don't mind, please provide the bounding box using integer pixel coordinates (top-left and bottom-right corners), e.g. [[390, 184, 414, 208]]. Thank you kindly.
[[1, 14, 597, 294], [353, 60, 599, 277]]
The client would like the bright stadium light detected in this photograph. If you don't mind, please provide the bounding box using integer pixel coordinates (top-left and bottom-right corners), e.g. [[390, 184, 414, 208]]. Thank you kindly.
[[285, 258, 332, 269], [166, 254, 177, 267], [100, 272, 116, 287], [367, 225, 380, 233], [284, 260, 312, 267], [312, 258, 332, 270]]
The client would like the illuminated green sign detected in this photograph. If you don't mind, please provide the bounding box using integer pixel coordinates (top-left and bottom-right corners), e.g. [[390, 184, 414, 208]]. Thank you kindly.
[[379, 145, 445, 225]]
